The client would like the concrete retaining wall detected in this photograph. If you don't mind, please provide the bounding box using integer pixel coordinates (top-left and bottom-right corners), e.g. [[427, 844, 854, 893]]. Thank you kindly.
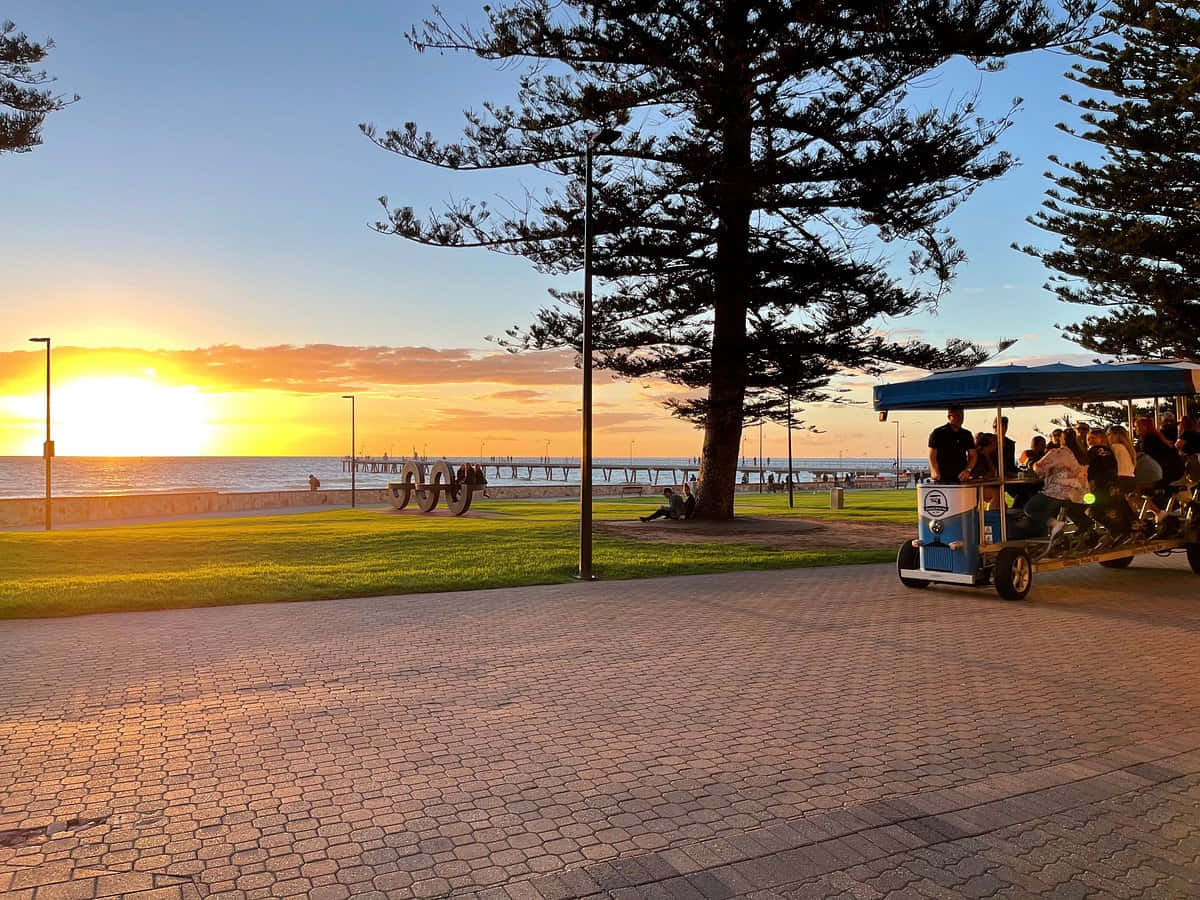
[[0, 480, 852, 528]]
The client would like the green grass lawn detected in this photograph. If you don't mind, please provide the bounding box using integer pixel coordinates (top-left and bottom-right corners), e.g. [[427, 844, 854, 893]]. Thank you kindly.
[[0, 490, 915, 619]]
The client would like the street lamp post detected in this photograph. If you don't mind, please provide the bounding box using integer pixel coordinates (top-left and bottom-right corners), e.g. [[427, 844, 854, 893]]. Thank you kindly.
[[579, 126, 620, 581], [29, 337, 52, 530], [341, 395, 355, 508], [895, 419, 902, 488], [786, 393, 795, 508]]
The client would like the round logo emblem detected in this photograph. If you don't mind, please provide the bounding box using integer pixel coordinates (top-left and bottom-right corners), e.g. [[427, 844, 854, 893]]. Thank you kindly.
[[923, 489, 950, 518]]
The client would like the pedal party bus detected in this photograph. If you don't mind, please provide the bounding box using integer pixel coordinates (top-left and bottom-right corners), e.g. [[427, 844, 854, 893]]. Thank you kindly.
[[874, 362, 1200, 600]]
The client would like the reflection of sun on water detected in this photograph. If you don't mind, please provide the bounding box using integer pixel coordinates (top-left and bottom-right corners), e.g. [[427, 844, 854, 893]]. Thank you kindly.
[[54, 376, 214, 456]]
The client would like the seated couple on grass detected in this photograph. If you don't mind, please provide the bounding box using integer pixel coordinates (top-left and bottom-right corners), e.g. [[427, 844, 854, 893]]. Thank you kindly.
[[639, 484, 695, 522]]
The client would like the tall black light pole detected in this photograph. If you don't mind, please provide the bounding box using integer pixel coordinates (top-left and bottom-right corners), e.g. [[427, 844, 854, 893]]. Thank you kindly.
[[579, 126, 621, 581], [786, 393, 795, 509], [342, 394, 356, 508], [29, 337, 52, 530]]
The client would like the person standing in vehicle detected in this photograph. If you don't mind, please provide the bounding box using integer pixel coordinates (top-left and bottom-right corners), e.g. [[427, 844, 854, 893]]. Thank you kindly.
[[927, 406, 977, 484], [993, 416, 1018, 477]]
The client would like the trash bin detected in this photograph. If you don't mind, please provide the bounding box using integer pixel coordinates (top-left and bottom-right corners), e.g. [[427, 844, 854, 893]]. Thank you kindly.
[[830, 486, 844, 509]]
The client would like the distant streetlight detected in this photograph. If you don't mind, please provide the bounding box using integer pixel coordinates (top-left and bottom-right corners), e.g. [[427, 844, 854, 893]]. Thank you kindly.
[[544, 438, 551, 462], [579, 125, 621, 582], [480, 439, 486, 461], [758, 419, 764, 489], [341, 395, 356, 508], [629, 439, 635, 466], [29, 337, 52, 531]]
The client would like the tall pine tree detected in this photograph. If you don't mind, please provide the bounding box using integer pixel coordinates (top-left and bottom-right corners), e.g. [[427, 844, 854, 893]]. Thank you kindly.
[[1021, 0, 1200, 359], [1, 20, 77, 155], [365, 0, 1093, 518]]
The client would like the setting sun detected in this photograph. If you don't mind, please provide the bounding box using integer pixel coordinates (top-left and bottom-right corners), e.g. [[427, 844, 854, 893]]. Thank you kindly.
[[50, 376, 215, 456]]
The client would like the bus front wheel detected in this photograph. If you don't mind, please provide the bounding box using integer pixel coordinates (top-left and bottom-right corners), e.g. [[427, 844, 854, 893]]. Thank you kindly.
[[897, 541, 930, 589]]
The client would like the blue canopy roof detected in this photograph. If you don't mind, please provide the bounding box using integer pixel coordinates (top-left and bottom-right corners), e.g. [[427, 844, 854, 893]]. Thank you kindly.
[[873, 362, 1200, 411]]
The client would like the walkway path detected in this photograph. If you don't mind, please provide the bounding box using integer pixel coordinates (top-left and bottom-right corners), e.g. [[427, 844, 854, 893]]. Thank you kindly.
[[1, 557, 1197, 898]]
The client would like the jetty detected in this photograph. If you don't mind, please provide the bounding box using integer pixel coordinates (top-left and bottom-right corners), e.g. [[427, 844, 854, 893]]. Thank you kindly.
[[341, 456, 896, 486]]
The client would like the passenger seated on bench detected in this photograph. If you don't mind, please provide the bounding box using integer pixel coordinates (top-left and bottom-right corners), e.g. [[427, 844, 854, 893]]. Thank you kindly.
[[1020, 429, 1090, 537], [1175, 415, 1200, 456], [682, 482, 696, 519], [1106, 425, 1137, 496], [640, 487, 685, 522], [1086, 429, 1130, 541], [1135, 416, 1185, 524], [1020, 435, 1047, 469]]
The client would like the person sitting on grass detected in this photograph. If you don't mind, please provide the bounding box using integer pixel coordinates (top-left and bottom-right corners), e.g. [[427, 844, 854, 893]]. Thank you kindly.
[[682, 482, 696, 519], [640, 487, 685, 522]]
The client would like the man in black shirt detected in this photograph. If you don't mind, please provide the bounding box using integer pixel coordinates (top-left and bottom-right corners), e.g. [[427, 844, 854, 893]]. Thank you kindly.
[[928, 406, 977, 483]]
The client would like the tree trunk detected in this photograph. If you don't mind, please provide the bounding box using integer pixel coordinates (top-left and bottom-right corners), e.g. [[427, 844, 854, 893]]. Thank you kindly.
[[694, 10, 752, 521]]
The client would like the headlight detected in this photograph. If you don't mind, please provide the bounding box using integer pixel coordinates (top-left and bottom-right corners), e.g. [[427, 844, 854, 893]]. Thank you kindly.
[[930, 520, 944, 534]]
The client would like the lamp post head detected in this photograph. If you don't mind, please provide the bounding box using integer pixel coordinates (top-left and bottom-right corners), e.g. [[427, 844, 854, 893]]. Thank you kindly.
[[29, 337, 50, 344], [341, 395, 353, 400], [589, 126, 622, 148]]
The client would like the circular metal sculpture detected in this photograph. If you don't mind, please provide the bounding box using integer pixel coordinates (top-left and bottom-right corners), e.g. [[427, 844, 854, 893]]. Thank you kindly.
[[387, 460, 474, 516], [391, 460, 426, 510]]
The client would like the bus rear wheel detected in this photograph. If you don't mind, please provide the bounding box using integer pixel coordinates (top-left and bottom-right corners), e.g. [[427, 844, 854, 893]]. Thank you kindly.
[[1187, 543, 1200, 575], [994, 548, 1032, 601]]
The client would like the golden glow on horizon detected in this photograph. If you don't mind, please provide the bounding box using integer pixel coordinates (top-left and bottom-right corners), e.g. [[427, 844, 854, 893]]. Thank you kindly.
[[50, 376, 216, 456], [0, 345, 1076, 458]]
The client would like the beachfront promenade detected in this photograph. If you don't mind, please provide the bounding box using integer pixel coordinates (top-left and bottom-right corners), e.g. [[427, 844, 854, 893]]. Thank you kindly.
[[1, 560, 1197, 898]]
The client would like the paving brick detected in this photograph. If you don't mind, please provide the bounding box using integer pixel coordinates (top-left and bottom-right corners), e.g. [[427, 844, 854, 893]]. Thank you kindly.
[[1, 562, 1198, 898]]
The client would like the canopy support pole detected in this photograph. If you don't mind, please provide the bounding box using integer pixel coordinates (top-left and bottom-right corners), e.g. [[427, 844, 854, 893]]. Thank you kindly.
[[996, 404, 1007, 546]]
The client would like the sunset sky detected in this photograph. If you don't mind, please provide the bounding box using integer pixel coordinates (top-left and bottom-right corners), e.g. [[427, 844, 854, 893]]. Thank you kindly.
[[3, 1, 1106, 459]]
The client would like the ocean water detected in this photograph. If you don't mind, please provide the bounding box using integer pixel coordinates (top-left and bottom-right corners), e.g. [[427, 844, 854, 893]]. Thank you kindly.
[[0, 456, 929, 499]]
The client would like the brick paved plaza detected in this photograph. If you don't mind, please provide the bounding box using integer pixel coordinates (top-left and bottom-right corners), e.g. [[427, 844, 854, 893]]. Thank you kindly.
[[2, 557, 1198, 898]]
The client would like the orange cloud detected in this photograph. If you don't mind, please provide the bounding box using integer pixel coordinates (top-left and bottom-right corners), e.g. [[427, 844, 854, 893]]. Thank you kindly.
[[0, 344, 582, 393], [474, 389, 548, 402]]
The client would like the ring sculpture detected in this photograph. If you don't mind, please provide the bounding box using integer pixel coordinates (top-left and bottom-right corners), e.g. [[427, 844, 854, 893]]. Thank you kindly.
[[388, 460, 473, 515]]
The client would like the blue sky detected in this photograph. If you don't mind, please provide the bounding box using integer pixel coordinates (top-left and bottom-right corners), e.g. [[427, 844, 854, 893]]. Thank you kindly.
[[1, 1, 1111, 455], [4, 0, 1101, 354]]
